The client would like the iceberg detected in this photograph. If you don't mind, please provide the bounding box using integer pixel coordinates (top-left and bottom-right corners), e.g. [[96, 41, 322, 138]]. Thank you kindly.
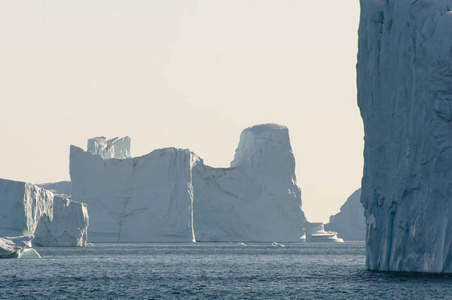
[[324, 189, 365, 241], [0, 236, 40, 259], [358, 0, 452, 272], [70, 145, 196, 243], [0, 178, 88, 247], [70, 125, 307, 243], [192, 124, 307, 242]]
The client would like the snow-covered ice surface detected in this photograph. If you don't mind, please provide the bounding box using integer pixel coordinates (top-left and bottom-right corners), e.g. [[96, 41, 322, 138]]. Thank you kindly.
[[325, 189, 364, 241], [87, 136, 131, 159], [358, 0, 452, 272], [193, 124, 307, 242], [70, 146, 196, 243], [38, 181, 72, 197], [0, 178, 88, 247]]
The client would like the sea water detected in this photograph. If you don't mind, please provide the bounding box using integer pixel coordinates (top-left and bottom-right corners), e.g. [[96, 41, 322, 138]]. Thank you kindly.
[[0, 242, 451, 299]]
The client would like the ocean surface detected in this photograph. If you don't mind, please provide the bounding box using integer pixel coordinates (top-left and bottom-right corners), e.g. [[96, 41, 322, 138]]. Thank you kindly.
[[1, 242, 451, 299]]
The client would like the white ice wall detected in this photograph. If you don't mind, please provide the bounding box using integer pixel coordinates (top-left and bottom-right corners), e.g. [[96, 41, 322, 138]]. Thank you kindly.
[[0, 178, 88, 247], [33, 196, 89, 247], [0, 179, 53, 237], [70, 146, 196, 243], [358, 0, 452, 272], [193, 124, 307, 242]]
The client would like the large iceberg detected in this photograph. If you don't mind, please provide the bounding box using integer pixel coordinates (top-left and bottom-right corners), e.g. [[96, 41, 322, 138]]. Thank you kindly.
[[71, 126, 307, 243], [324, 189, 365, 241], [192, 124, 307, 242], [358, 0, 452, 272], [0, 178, 88, 247], [70, 145, 196, 243]]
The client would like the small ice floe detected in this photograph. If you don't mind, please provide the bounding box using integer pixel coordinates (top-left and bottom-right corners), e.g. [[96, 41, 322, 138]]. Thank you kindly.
[[19, 248, 41, 259], [237, 242, 247, 247], [272, 242, 285, 248], [0, 236, 41, 259]]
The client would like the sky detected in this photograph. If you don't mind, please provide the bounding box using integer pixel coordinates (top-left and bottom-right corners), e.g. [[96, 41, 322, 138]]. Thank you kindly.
[[0, 0, 362, 223]]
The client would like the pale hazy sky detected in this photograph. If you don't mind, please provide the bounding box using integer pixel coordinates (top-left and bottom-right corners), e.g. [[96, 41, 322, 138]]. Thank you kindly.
[[0, 1, 362, 223]]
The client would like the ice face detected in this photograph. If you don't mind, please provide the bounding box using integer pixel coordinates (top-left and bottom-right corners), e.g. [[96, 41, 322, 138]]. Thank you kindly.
[[0, 179, 53, 237], [33, 196, 89, 247], [324, 189, 364, 241], [0, 178, 88, 247], [193, 124, 307, 242], [358, 0, 452, 272], [87, 136, 131, 159], [70, 146, 196, 243], [71, 124, 307, 243]]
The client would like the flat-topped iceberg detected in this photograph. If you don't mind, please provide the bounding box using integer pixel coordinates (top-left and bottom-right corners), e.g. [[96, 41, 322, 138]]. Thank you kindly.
[[0, 178, 88, 247], [70, 125, 307, 243], [193, 124, 307, 242], [358, 0, 452, 272], [70, 146, 196, 243]]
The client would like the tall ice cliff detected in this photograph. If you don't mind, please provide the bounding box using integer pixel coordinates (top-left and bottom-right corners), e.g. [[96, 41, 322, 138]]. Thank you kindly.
[[70, 124, 307, 243], [358, 0, 452, 272], [193, 124, 307, 242], [0, 178, 88, 247]]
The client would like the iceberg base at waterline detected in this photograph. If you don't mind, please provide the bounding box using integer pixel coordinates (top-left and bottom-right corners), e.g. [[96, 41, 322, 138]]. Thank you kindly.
[[0, 236, 41, 259]]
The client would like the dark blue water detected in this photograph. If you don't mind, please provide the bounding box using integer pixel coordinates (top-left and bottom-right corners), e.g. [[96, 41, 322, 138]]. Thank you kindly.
[[0, 242, 451, 299]]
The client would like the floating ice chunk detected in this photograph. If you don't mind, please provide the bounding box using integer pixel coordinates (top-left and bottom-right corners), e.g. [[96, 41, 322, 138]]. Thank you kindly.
[[19, 248, 41, 259], [0, 236, 40, 259]]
